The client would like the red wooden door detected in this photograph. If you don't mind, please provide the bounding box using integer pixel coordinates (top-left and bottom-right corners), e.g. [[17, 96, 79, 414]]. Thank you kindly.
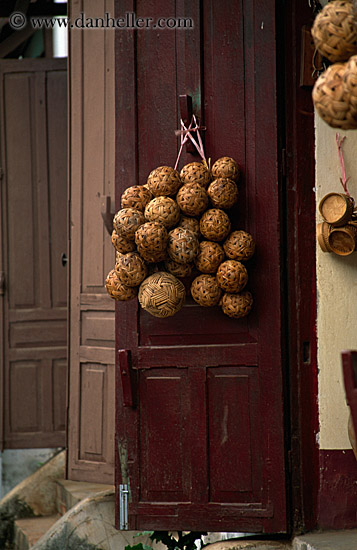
[[115, 0, 287, 533]]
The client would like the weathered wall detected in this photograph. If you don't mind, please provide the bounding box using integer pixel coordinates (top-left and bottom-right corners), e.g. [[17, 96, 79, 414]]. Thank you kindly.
[[315, 116, 357, 450]]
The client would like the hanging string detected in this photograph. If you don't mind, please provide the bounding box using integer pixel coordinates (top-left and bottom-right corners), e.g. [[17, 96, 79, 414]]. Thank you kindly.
[[174, 115, 207, 171], [336, 133, 351, 196]]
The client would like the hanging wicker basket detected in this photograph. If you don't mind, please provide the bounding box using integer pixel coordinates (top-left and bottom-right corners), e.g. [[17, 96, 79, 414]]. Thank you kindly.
[[343, 53, 357, 109], [191, 274, 222, 307], [207, 178, 239, 209], [312, 63, 357, 130], [113, 207, 145, 240], [180, 161, 211, 188], [135, 221, 168, 263], [220, 291, 253, 319], [111, 230, 136, 254], [164, 258, 193, 278], [121, 185, 152, 212], [216, 260, 248, 293], [328, 223, 357, 255], [144, 196, 180, 228], [167, 227, 199, 265], [317, 222, 333, 253], [194, 241, 225, 273], [200, 208, 231, 242], [105, 269, 138, 301], [115, 252, 148, 287], [178, 215, 201, 237], [318, 192, 355, 226], [176, 183, 209, 217], [211, 157, 239, 182], [311, 0, 357, 63], [138, 271, 186, 318], [223, 230, 255, 261], [147, 166, 182, 196]]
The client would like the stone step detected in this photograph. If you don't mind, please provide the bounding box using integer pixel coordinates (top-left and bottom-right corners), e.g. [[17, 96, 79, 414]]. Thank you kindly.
[[14, 515, 60, 550], [55, 479, 114, 515]]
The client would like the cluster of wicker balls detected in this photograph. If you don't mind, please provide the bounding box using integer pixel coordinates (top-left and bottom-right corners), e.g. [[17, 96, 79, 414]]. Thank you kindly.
[[105, 157, 255, 319], [311, 1, 357, 129]]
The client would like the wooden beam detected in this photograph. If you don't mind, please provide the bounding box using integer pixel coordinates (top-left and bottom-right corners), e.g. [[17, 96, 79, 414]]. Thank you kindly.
[[0, 25, 35, 58]]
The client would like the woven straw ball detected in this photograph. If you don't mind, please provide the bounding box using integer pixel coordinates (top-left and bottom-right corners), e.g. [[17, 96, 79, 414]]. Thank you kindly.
[[144, 196, 180, 228], [105, 269, 138, 301], [120, 185, 153, 212], [216, 260, 248, 293], [138, 271, 186, 318], [115, 252, 147, 287], [223, 230, 255, 261], [200, 208, 231, 242], [135, 221, 168, 263], [211, 157, 239, 182], [344, 54, 357, 110], [195, 241, 225, 273], [221, 291, 253, 318], [178, 215, 201, 237], [167, 227, 199, 265], [176, 183, 209, 217], [208, 178, 239, 209], [147, 166, 182, 197], [180, 161, 211, 189], [191, 274, 222, 307], [312, 63, 357, 130], [111, 230, 136, 254], [113, 208, 145, 240], [311, 0, 357, 63], [164, 258, 193, 278]]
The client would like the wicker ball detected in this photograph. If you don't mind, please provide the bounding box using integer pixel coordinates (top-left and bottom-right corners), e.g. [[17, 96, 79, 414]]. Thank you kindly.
[[221, 291, 253, 319], [312, 62, 357, 130], [195, 241, 225, 273], [115, 252, 148, 287], [167, 227, 199, 264], [105, 269, 138, 301], [138, 271, 186, 318], [135, 221, 168, 263], [144, 196, 180, 228], [176, 183, 209, 217], [344, 54, 357, 111], [180, 161, 211, 188], [216, 260, 248, 293], [178, 215, 201, 237], [147, 166, 182, 197], [211, 157, 239, 182], [207, 178, 239, 209], [111, 230, 136, 253], [113, 208, 145, 240], [121, 185, 153, 212], [191, 274, 222, 307], [164, 258, 193, 278], [200, 209, 231, 242], [223, 231, 255, 261], [311, 0, 357, 63]]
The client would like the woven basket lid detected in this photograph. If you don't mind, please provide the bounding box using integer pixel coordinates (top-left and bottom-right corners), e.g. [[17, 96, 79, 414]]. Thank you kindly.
[[200, 208, 231, 242], [207, 178, 239, 209], [221, 291, 253, 318], [328, 224, 357, 255], [138, 271, 186, 318], [176, 182, 209, 217], [216, 259, 248, 293], [115, 252, 148, 287], [211, 157, 239, 182], [105, 269, 138, 301], [195, 241, 225, 273], [144, 196, 180, 228], [312, 63, 357, 130], [223, 230, 255, 261], [191, 274, 222, 307], [180, 161, 211, 188], [121, 185, 153, 212], [318, 192, 354, 225], [316, 222, 333, 253], [311, 0, 357, 63], [147, 166, 182, 197], [113, 208, 145, 240], [167, 227, 199, 265]]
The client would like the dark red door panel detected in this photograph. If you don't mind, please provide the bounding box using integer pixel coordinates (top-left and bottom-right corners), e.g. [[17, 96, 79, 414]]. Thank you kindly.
[[115, 0, 286, 533]]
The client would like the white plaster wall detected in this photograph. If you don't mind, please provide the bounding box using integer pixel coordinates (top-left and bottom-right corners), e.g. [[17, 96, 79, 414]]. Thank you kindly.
[[315, 115, 357, 449]]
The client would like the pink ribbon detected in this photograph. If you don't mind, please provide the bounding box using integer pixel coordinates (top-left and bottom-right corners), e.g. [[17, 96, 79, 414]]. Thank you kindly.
[[336, 133, 351, 197], [174, 114, 207, 171]]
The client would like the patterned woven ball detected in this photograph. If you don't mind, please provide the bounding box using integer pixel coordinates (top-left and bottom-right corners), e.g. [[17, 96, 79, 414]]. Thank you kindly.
[[147, 166, 182, 197], [121, 185, 153, 212], [138, 271, 186, 318], [223, 231, 255, 261], [176, 183, 209, 217], [344, 54, 357, 111], [195, 241, 225, 273], [221, 291, 253, 318], [211, 157, 239, 182], [180, 161, 211, 189], [311, 0, 357, 63], [178, 215, 201, 237], [312, 63, 357, 130], [111, 230, 136, 253], [216, 260, 248, 293], [115, 252, 148, 287], [135, 221, 168, 263], [167, 227, 199, 264], [164, 258, 193, 278], [105, 269, 138, 301], [113, 208, 145, 240], [200, 209, 231, 242], [144, 196, 180, 228], [191, 274, 222, 307], [207, 178, 239, 209]]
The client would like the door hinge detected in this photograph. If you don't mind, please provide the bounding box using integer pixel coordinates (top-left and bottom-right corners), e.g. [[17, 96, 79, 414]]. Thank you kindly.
[[0, 272, 5, 296], [119, 483, 129, 530]]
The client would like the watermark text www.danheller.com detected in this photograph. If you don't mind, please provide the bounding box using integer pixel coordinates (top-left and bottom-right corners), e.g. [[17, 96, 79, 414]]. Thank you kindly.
[[8, 12, 194, 31]]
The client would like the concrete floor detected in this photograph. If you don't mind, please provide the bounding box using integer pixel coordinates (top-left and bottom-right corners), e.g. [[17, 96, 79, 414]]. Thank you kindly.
[[293, 530, 357, 550]]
